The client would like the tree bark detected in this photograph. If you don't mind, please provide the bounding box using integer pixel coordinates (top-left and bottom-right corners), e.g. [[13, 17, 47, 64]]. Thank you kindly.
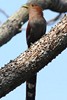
[[0, 15, 67, 98], [0, 0, 67, 47], [0, 7, 28, 46]]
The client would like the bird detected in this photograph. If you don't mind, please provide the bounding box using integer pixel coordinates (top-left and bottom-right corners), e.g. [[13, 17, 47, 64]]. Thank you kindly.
[[23, 3, 46, 100]]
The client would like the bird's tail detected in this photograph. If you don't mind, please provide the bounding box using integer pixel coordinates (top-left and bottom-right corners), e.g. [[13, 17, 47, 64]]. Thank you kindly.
[[26, 74, 37, 100]]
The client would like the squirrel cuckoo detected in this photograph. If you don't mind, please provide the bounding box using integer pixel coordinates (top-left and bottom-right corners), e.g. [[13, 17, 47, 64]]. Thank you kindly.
[[23, 4, 46, 100]]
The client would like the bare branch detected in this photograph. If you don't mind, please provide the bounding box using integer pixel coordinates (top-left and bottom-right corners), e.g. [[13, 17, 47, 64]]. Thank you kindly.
[[0, 8, 9, 18], [0, 7, 28, 47], [0, 8, 9, 26], [47, 13, 63, 25], [0, 15, 67, 98], [27, 0, 67, 12]]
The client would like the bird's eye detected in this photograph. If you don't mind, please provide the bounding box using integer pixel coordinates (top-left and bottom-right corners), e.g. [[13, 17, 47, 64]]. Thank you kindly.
[[32, 4, 34, 7]]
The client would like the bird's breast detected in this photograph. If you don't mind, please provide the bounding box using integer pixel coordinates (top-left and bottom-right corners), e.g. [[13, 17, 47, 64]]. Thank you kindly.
[[29, 18, 46, 41]]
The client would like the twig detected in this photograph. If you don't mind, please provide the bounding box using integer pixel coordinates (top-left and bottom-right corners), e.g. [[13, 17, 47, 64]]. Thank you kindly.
[[0, 8, 9, 18], [47, 13, 63, 25]]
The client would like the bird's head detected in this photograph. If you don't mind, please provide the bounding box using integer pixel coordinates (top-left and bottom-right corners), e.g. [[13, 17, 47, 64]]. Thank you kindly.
[[23, 3, 43, 19], [23, 4, 42, 10]]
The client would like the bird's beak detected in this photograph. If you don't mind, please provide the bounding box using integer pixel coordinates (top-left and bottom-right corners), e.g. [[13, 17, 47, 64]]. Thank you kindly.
[[22, 5, 29, 9]]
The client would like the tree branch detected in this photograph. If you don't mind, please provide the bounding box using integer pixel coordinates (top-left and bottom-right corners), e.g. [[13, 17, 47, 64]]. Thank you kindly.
[[0, 15, 67, 98], [0, 7, 28, 47], [0, 8, 9, 18], [27, 0, 67, 12], [49, 0, 67, 12], [0, 0, 67, 47], [47, 13, 62, 25]]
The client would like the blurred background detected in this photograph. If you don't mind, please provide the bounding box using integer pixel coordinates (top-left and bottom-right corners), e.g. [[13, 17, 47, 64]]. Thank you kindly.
[[0, 0, 67, 100]]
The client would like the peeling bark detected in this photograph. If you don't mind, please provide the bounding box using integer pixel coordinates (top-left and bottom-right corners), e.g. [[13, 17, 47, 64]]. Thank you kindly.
[[0, 15, 67, 98]]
